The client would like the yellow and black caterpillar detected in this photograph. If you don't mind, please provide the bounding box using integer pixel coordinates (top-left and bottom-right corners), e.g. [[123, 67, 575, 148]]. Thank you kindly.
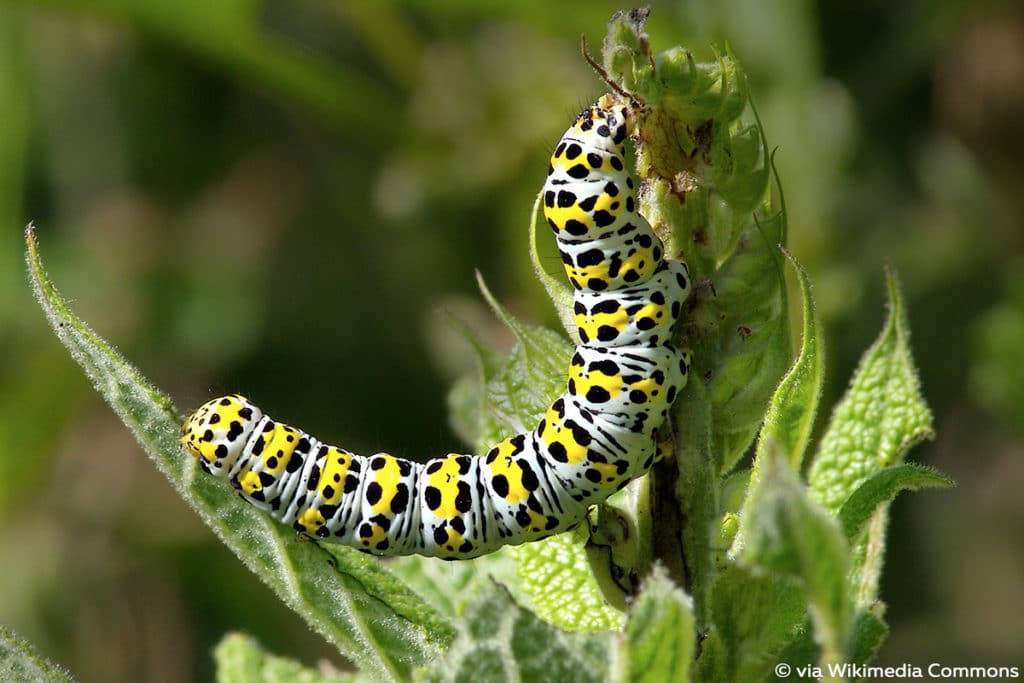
[[181, 94, 691, 559]]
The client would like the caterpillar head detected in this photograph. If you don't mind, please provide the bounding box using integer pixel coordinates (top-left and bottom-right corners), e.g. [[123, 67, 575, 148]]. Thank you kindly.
[[181, 394, 263, 476], [573, 94, 632, 149]]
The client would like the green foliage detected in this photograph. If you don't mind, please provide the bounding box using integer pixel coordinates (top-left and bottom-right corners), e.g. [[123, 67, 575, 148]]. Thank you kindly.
[[807, 269, 943, 614], [416, 584, 612, 683], [24, 10, 950, 683], [513, 531, 624, 632], [0, 626, 75, 683], [757, 249, 824, 470], [622, 568, 696, 683], [214, 633, 354, 683], [808, 269, 936, 515], [738, 441, 852, 673], [837, 464, 953, 541]]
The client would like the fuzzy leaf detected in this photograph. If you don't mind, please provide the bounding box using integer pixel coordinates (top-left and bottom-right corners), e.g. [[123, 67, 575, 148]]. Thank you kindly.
[[738, 441, 852, 672], [767, 606, 890, 679], [808, 268, 935, 609], [602, 8, 653, 90], [699, 566, 805, 682], [0, 625, 75, 683], [513, 531, 624, 632], [415, 584, 611, 683], [641, 139, 789, 477], [386, 551, 522, 621], [654, 91, 785, 475], [26, 226, 454, 682], [214, 633, 354, 683], [715, 120, 771, 215], [809, 269, 935, 513], [707, 211, 792, 473], [838, 464, 953, 540], [758, 248, 823, 470], [622, 567, 695, 683], [848, 605, 889, 666], [729, 248, 822, 556], [770, 624, 821, 680], [605, 12, 749, 170]]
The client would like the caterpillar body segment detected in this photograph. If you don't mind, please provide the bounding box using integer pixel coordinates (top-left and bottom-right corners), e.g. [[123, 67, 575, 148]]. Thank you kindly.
[[181, 93, 692, 559], [182, 396, 589, 558]]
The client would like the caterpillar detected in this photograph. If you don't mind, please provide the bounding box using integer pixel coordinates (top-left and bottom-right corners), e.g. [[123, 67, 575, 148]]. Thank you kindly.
[[181, 93, 691, 559]]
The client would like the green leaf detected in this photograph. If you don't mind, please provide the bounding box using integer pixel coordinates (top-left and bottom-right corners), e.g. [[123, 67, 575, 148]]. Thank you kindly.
[[705, 202, 791, 474], [738, 440, 852, 674], [214, 632, 354, 683], [643, 90, 789, 497], [0, 625, 75, 683], [449, 275, 623, 630], [699, 566, 805, 683], [809, 268, 935, 513], [514, 531, 624, 632], [623, 567, 695, 683], [729, 247, 822, 555], [770, 623, 820, 680], [633, 51, 767, 266], [26, 226, 454, 682], [714, 118, 772, 215], [415, 583, 611, 683], [848, 605, 889, 666], [604, 12, 750, 183], [386, 551, 522, 621], [768, 606, 890, 680], [720, 469, 752, 515], [838, 464, 953, 540], [758, 248, 824, 470], [807, 268, 935, 610]]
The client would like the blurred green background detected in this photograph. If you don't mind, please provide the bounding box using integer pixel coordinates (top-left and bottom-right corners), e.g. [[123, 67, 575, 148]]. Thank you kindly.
[[2, 1, 1022, 680]]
